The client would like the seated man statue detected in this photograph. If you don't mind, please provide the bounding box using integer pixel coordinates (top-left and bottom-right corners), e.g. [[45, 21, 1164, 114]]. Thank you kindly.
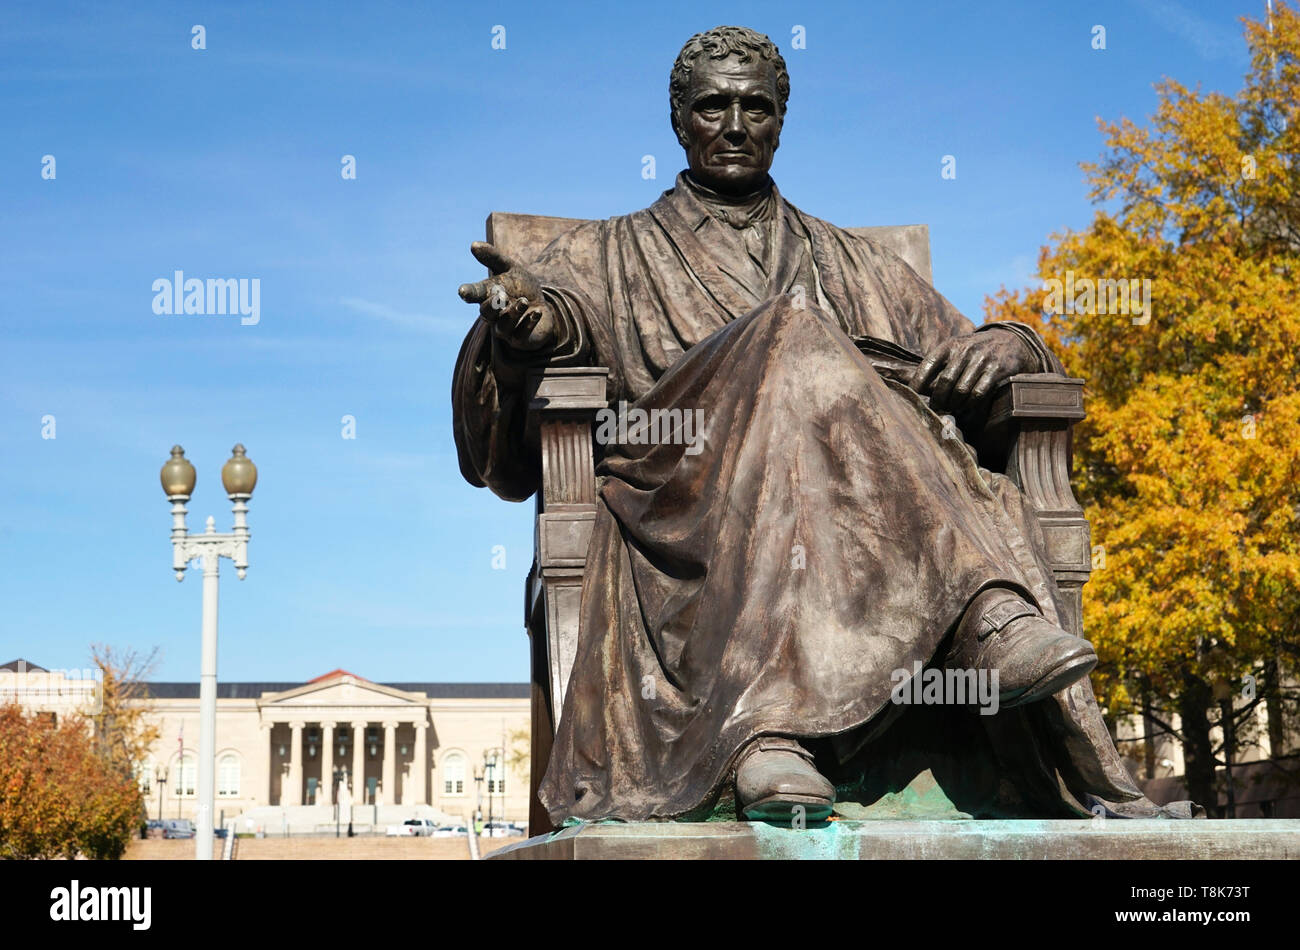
[[453, 25, 1194, 824]]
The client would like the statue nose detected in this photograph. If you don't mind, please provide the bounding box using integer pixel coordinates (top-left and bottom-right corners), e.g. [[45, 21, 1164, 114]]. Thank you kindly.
[[723, 104, 746, 140]]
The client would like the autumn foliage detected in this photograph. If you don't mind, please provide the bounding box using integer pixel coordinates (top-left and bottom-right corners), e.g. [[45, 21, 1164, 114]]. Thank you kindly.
[[0, 704, 143, 860], [984, 4, 1300, 807], [0, 647, 158, 859]]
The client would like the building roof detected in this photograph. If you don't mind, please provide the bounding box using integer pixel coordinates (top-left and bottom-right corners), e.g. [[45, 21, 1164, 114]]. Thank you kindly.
[[140, 681, 529, 699], [0, 658, 48, 673], [13, 660, 529, 700], [306, 668, 361, 683]]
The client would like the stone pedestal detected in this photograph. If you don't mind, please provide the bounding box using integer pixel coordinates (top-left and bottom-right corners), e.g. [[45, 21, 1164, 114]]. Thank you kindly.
[[488, 819, 1300, 860]]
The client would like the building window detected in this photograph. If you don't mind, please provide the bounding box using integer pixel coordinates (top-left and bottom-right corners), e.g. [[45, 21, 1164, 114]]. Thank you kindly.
[[176, 753, 197, 798], [135, 760, 153, 794], [442, 752, 465, 796], [217, 754, 240, 797]]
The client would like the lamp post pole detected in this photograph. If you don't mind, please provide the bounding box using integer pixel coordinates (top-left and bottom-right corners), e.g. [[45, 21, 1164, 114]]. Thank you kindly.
[[160, 444, 257, 861], [473, 766, 483, 834], [485, 752, 493, 833], [156, 767, 167, 822], [484, 747, 503, 834]]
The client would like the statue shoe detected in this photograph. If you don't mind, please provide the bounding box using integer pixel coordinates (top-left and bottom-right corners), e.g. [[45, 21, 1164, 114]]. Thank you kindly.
[[735, 736, 835, 822], [945, 589, 1098, 709]]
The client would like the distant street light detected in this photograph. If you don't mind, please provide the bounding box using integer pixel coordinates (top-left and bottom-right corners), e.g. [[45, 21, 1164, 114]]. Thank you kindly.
[[483, 747, 504, 835], [160, 444, 257, 860], [156, 765, 168, 822]]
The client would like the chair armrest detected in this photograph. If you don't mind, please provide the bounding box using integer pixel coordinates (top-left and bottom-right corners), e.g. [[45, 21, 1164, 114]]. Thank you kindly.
[[977, 373, 1091, 637], [523, 365, 609, 717], [521, 365, 609, 833], [525, 366, 610, 509]]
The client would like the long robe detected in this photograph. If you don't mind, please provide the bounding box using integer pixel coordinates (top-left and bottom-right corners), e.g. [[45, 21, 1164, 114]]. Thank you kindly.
[[453, 173, 1192, 823]]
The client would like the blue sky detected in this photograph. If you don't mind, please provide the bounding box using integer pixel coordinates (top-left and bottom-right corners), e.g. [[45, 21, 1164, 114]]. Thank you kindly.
[[0, 0, 1264, 682]]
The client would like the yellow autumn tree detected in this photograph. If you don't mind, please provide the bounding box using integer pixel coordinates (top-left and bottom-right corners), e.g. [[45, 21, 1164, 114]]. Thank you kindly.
[[88, 644, 161, 787], [985, 3, 1300, 811]]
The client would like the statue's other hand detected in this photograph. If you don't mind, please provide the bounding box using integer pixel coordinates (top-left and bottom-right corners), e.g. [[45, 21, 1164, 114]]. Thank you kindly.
[[457, 241, 558, 351], [909, 331, 1036, 413]]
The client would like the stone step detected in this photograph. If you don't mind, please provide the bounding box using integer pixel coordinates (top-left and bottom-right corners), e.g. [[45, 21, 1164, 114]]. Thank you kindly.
[[233, 837, 473, 860], [490, 818, 1300, 860]]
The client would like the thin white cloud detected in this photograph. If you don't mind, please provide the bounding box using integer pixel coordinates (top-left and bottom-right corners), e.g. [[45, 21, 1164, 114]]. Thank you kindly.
[[338, 297, 469, 335], [1136, 0, 1244, 62]]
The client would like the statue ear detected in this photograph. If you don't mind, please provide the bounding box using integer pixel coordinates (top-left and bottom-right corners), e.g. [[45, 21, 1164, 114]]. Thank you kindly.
[[672, 111, 691, 150]]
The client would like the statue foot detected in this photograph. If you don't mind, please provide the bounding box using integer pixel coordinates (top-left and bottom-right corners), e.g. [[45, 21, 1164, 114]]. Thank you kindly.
[[946, 589, 1097, 708], [735, 736, 835, 822]]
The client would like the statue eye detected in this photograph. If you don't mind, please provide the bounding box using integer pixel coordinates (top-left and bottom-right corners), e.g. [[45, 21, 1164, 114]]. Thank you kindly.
[[694, 96, 727, 116]]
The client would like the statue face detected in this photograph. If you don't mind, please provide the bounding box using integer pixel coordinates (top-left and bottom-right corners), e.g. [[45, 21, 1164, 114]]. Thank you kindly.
[[679, 55, 781, 195]]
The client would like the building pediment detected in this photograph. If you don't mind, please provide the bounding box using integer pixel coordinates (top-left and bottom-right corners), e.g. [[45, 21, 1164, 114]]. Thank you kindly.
[[257, 674, 428, 715]]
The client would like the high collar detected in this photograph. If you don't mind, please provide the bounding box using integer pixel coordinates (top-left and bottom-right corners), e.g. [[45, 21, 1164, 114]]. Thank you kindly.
[[675, 171, 779, 229]]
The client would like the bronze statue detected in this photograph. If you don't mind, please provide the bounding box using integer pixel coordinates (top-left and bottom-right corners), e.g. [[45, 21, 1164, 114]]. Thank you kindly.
[[453, 26, 1196, 824]]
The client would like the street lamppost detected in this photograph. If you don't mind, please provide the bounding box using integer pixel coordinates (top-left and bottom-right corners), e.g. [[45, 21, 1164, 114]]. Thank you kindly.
[[473, 766, 484, 833], [156, 765, 168, 822], [160, 443, 257, 860], [483, 747, 503, 834]]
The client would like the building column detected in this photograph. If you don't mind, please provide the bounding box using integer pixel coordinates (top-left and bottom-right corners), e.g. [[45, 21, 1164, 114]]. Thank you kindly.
[[382, 721, 397, 807], [286, 722, 304, 806], [412, 720, 428, 805], [320, 721, 335, 806], [260, 722, 274, 804], [351, 720, 366, 804]]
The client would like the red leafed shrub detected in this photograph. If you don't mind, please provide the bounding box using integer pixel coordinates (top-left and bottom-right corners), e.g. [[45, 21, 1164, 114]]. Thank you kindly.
[[0, 704, 143, 860]]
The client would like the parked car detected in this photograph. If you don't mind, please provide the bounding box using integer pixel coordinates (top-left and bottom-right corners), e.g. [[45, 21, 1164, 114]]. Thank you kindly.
[[162, 819, 195, 839], [386, 818, 436, 837], [481, 821, 524, 838], [432, 824, 467, 838]]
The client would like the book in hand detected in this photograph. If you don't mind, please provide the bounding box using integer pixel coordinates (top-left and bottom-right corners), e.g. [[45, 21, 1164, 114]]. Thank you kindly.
[[850, 335, 924, 383]]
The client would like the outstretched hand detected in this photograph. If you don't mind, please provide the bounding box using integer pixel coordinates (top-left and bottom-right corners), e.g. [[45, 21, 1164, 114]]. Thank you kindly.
[[909, 331, 1036, 413], [458, 241, 559, 351]]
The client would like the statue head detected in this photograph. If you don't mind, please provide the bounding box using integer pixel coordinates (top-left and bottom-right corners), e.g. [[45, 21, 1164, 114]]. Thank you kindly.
[[670, 26, 789, 196]]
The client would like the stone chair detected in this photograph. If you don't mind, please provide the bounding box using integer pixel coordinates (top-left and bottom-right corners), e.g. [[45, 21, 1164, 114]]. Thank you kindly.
[[482, 212, 1092, 833]]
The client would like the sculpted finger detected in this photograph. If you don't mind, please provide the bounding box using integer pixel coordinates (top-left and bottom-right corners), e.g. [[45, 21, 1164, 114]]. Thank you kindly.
[[970, 365, 1001, 403], [954, 353, 986, 401], [494, 307, 541, 350], [929, 350, 969, 409], [470, 241, 517, 275], [910, 356, 939, 392], [458, 279, 492, 304], [507, 309, 545, 350], [910, 341, 954, 392], [491, 298, 528, 336]]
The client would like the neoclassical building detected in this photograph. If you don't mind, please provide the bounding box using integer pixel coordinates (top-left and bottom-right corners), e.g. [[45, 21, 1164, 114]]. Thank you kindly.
[[2, 661, 531, 830]]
